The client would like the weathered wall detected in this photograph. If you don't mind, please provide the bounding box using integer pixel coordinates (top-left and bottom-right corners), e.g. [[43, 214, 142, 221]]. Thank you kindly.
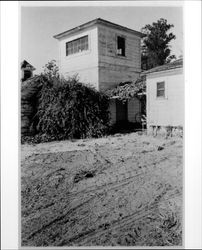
[[21, 98, 34, 135], [109, 99, 116, 125], [109, 97, 141, 125], [128, 97, 141, 123], [97, 25, 141, 91], [21, 83, 39, 135], [146, 68, 184, 127], [58, 26, 99, 90], [58, 24, 141, 91], [21, 76, 43, 136]]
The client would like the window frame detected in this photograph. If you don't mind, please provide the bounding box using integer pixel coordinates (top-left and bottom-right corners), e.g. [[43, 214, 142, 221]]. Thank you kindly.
[[156, 81, 166, 98], [66, 35, 89, 57], [116, 35, 126, 57]]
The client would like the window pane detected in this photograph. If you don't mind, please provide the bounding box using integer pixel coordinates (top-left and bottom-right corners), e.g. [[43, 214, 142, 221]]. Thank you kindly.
[[157, 82, 164, 89], [157, 82, 165, 97], [73, 42, 77, 54], [80, 43, 84, 51], [157, 90, 165, 97], [66, 44, 69, 56], [84, 43, 88, 50], [66, 35, 88, 56]]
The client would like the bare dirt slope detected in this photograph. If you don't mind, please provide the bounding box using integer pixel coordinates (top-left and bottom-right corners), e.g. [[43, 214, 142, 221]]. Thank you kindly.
[[21, 133, 183, 247]]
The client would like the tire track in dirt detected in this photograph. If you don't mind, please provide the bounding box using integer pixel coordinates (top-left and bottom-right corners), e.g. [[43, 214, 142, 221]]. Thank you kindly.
[[23, 155, 180, 243], [23, 171, 138, 242], [22, 154, 171, 218], [67, 156, 173, 199], [57, 192, 181, 246], [24, 192, 98, 240], [21, 136, 183, 246], [24, 169, 180, 245]]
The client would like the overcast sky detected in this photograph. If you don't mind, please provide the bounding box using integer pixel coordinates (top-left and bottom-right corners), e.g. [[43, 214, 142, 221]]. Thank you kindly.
[[21, 5, 183, 74]]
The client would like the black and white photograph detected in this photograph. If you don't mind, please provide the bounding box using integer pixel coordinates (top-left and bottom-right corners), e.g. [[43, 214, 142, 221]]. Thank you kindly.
[[19, 2, 185, 248], [1, 1, 202, 249]]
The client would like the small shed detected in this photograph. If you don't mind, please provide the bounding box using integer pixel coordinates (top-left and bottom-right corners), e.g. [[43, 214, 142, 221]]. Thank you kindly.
[[21, 60, 36, 82], [143, 59, 183, 134]]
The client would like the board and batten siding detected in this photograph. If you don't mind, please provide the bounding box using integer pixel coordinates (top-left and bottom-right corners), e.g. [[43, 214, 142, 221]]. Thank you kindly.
[[109, 99, 116, 125], [57, 23, 142, 91], [97, 25, 141, 91], [58, 26, 99, 90], [128, 98, 141, 123], [146, 68, 184, 127], [109, 97, 141, 125]]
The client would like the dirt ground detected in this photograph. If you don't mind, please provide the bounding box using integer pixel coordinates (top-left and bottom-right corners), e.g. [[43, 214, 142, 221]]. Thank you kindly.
[[21, 132, 183, 247]]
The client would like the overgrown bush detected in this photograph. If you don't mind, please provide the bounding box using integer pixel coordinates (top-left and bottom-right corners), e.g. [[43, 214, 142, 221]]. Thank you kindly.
[[29, 76, 110, 142]]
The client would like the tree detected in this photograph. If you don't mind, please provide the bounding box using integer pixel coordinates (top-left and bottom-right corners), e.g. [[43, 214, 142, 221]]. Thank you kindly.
[[42, 60, 59, 79], [141, 18, 176, 70]]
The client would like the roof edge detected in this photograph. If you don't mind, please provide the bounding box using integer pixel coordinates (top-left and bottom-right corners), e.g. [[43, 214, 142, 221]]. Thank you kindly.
[[141, 59, 183, 75], [53, 18, 144, 39]]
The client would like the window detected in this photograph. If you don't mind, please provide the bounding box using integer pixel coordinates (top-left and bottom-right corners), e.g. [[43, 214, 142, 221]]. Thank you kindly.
[[23, 70, 32, 81], [117, 36, 125, 56], [66, 35, 88, 56], [157, 81, 165, 98]]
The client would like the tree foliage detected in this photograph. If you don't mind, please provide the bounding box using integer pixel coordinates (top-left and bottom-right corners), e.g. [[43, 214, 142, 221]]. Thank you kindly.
[[31, 76, 110, 141], [42, 59, 59, 80], [141, 18, 176, 70], [105, 77, 146, 102], [21, 59, 111, 143]]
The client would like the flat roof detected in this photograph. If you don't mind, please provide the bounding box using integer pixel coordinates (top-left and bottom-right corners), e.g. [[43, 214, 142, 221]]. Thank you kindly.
[[142, 58, 183, 75], [53, 18, 144, 39]]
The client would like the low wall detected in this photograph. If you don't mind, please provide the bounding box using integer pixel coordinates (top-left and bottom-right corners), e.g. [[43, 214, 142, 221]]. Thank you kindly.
[[147, 125, 183, 138]]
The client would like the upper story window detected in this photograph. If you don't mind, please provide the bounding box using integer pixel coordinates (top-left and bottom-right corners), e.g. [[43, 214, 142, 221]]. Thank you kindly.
[[117, 36, 125, 56], [157, 81, 165, 98], [66, 35, 88, 56]]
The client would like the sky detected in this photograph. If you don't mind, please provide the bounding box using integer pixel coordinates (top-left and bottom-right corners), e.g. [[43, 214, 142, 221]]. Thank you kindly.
[[21, 4, 183, 74]]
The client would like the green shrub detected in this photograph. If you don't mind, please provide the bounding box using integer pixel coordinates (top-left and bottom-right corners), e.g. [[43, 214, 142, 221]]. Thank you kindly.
[[30, 76, 110, 142]]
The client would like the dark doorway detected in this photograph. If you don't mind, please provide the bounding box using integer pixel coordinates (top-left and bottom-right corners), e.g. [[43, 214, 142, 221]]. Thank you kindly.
[[116, 99, 128, 122]]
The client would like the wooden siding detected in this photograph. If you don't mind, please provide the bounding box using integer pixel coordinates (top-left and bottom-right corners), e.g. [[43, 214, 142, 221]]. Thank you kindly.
[[116, 100, 128, 122], [99, 70, 140, 91], [58, 26, 99, 89], [146, 68, 184, 127], [98, 25, 141, 91], [128, 97, 141, 123], [21, 81, 40, 135], [57, 23, 141, 91], [21, 98, 34, 135], [109, 98, 141, 125], [98, 25, 141, 68], [109, 99, 116, 125]]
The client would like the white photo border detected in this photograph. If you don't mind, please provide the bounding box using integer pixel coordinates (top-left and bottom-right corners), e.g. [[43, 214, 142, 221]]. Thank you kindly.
[[1, 1, 201, 249]]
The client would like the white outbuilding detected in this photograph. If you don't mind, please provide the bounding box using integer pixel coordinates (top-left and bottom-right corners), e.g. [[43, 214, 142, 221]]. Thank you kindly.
[[143, 59, 183, 134]]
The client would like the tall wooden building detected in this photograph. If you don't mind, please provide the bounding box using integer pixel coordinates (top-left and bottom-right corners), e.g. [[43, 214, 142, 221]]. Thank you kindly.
[[54, 18, 144, 124]]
